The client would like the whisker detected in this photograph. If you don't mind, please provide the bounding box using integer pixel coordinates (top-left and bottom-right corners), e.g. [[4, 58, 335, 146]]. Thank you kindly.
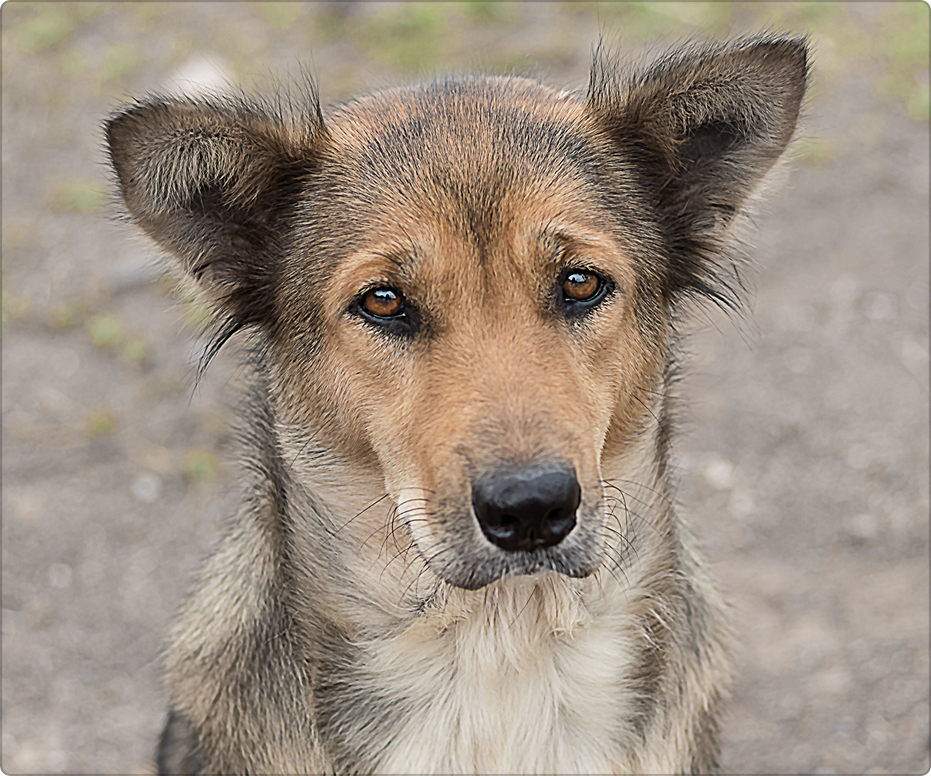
[[629, 389, 661, 426], [608, 491, 642, 556], [284, 436, 314, 473], [632, 384, 671, 399], [602, 478, 673, 509], [333, 493, 391, 535], [505, 587, 537, 632]]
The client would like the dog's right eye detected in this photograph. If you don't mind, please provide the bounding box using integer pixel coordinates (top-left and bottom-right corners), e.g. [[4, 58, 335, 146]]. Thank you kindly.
[[563, 271, 601, 302], [353, 287, 420, 337]]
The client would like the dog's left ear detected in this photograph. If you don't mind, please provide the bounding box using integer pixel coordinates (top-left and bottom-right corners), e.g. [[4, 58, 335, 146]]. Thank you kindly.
[[588, 35, 808, 301]]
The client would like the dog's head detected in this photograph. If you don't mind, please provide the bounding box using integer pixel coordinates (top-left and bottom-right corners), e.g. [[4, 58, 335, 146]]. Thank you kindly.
[[107, 37, 807, 590]]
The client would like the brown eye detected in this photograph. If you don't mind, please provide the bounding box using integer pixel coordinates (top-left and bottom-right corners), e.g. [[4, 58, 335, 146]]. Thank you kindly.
[[354, 285, 420, 337], [563, 270, 601, 302], [362, 287, 404, 318]]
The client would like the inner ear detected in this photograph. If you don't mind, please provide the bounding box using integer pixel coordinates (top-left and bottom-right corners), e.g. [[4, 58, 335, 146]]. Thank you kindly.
[[678, 120, 743, 168]]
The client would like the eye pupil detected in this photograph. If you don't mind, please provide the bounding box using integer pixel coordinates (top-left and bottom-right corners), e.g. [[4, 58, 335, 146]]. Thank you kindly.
[[563, 271, 600, 302], [362, 288, 404, 318]]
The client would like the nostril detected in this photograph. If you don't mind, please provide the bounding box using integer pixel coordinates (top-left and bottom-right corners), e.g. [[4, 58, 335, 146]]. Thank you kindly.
[[481, 513, 521, 548], [545, 509, 575, 541], [472, 464, 580, 552]]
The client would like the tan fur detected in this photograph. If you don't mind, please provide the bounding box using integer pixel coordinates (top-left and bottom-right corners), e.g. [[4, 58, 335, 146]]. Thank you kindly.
[[106, 35, 808, 774]]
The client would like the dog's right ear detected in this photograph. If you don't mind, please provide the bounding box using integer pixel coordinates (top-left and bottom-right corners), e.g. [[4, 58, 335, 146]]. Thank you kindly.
[[588, 35, 808, 307], [106, 94, 324, 327]]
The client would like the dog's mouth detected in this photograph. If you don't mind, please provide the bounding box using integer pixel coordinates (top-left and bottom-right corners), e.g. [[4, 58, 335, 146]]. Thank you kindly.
[[423, 533, 603, 591]]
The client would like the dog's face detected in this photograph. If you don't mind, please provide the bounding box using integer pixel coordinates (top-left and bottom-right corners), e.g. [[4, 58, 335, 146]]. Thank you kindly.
[[107, 38, 807, 590], [268, 80, 669, 587]]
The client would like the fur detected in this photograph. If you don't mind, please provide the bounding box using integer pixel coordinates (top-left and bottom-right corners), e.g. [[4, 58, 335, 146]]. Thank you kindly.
[[106, 35, 808, 774]]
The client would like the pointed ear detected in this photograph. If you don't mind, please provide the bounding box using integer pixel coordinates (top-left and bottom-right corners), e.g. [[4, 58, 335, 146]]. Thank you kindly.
[[105, 93, 325, 329], [588, 35, 809, 304]]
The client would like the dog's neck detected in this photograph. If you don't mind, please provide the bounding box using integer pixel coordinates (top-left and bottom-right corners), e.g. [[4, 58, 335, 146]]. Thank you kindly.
[[270, 423, 678, 773]]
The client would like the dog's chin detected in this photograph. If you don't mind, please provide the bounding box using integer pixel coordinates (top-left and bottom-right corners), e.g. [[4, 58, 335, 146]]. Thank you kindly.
[[430, 547, 601, 591]]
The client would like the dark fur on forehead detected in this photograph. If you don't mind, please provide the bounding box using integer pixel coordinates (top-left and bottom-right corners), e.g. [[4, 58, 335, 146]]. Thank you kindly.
[[319, 76, 603, 252]]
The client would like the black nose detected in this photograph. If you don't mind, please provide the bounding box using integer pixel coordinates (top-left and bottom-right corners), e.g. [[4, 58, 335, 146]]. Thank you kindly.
[[472, 465, 580, 552]]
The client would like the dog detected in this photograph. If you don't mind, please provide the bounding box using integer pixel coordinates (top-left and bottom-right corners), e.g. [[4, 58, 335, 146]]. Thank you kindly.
[[107, 34, 807, 774]]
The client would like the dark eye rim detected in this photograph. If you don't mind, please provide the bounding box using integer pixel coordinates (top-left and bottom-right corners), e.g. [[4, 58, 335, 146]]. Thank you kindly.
[[557, 267, 613, 314]]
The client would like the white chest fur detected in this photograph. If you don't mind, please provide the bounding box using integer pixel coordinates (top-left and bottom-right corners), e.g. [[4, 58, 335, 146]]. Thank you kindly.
[[358, 573, 641, 774]]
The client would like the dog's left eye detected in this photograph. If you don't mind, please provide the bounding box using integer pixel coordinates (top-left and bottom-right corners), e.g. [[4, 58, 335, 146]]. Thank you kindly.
[[563, 271, 601, 302], [559, 269, 609, 312]]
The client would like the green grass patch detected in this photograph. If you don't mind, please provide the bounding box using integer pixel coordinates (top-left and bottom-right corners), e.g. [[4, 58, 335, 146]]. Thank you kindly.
[[592, 2, 731, 39], [85, 408, 117, 436], [906, 87, 930, 122], [121, 338, 147, 365], [7, 3, 76, 54], [130, 2, 174, 25], [58, 47, 88, 78], [256, 2, 304, 31], [183, 449, 220, 482], [1, 287, 31, 327], [49, 302, 80, 330], [100, 41, 141, 85], [49, 181, 104, 215], [87, 313, 123, 349], [3, 2, 103, 55], [649, 2, 732, 35], [785, 1, 842, 29], [464, 1, 514, 23], [356, 3, 446, 70], [877, 2, 930, 121]]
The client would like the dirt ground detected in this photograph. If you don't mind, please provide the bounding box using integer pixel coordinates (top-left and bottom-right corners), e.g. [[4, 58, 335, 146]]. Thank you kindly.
[[1, 2, 928, 774]]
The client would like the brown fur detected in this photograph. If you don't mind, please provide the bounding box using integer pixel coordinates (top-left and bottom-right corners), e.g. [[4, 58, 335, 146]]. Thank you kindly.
[[107, 35, 808, 774]]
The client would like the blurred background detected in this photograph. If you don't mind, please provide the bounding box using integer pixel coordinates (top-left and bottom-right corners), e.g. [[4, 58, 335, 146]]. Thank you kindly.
[[1, 2, 927, 773]]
